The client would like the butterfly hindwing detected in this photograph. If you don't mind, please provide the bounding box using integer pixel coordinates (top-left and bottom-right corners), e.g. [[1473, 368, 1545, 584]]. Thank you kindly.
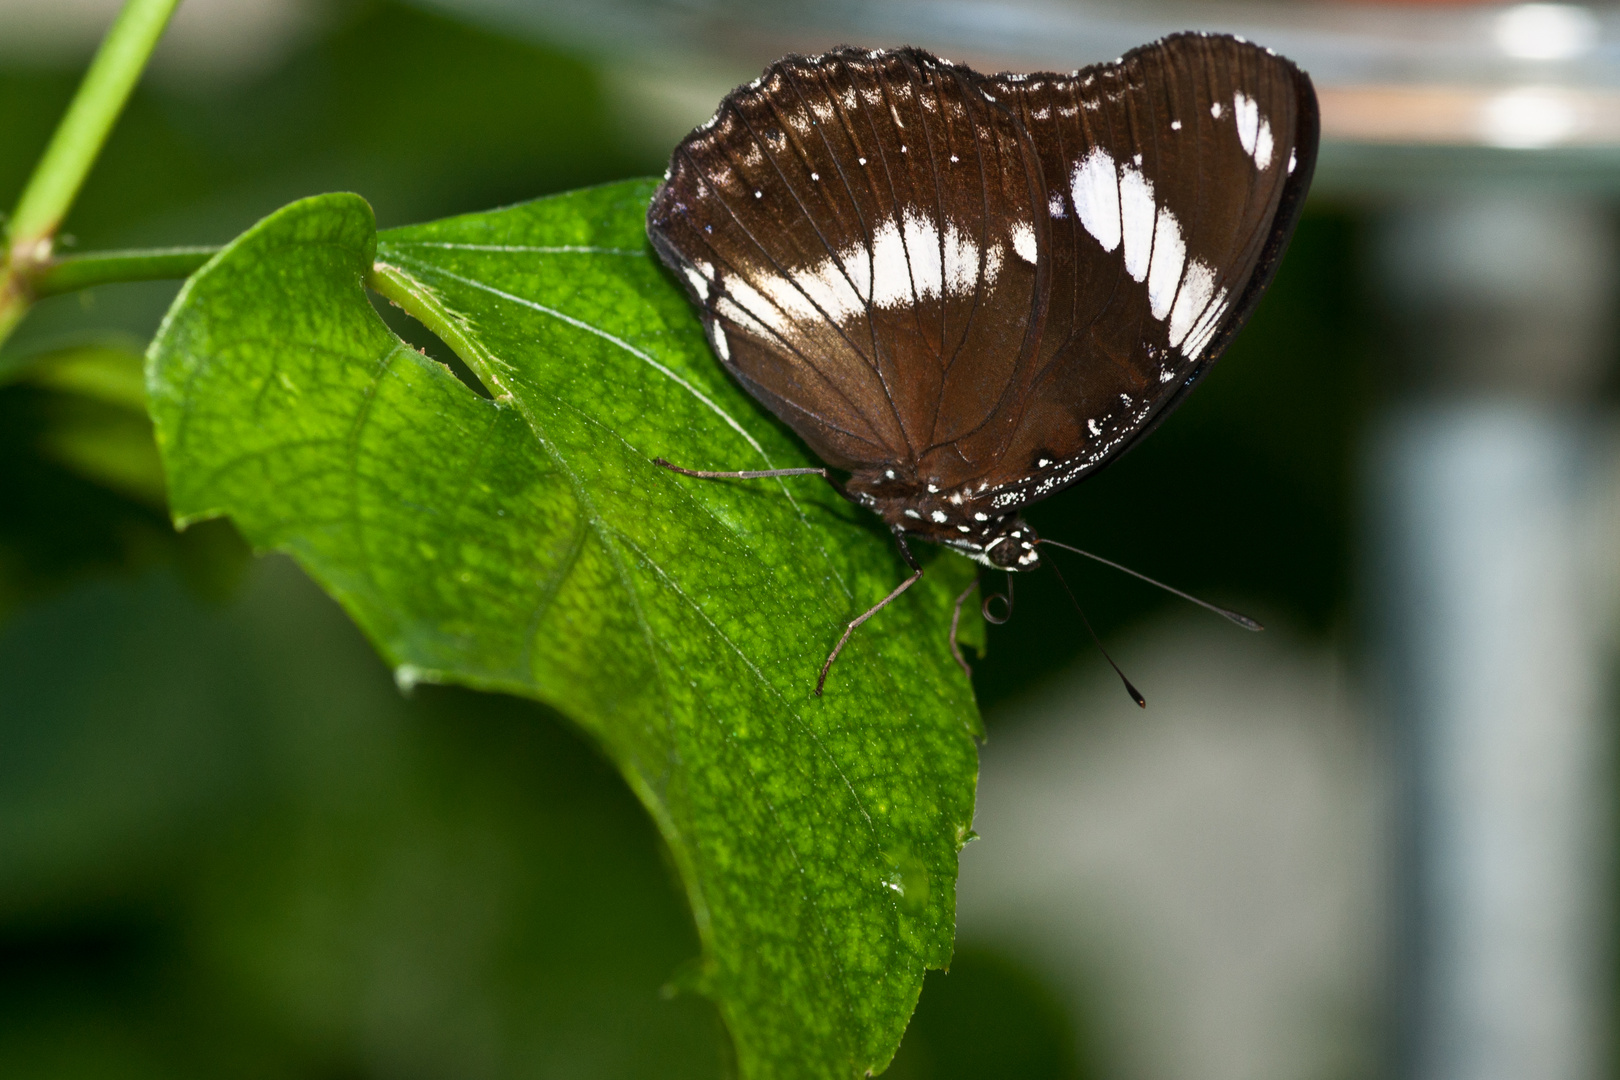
[[646, 47, 1047, 473]]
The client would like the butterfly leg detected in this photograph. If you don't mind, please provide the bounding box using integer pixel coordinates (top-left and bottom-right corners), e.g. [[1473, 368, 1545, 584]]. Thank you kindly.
[[948, 577, 981, 679], [654, 458, 828, 481], [816, 529, 923, 696]]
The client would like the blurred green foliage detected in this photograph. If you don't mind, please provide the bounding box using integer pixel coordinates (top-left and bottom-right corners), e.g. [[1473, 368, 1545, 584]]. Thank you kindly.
[[0, 558, 726, 1078], [887, 946, 1091, 1080]]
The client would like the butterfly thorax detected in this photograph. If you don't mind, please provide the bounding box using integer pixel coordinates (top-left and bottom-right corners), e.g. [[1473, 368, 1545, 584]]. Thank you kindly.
[[845, 471, 1041, 571]]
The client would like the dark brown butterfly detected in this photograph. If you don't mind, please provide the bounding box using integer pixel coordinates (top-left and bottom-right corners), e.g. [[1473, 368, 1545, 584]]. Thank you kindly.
[[646, 33, 1318, 694]]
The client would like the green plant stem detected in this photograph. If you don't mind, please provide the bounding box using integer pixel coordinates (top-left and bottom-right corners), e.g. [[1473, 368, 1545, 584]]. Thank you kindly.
[[32, 247, 218, 296], [7, 0, 180, 252], [0, 0, 180, 350]]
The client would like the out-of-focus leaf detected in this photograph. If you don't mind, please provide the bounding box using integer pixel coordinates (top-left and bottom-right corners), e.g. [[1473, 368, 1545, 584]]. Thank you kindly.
[[5, 342, 149, 409], [0, 558, 724, 1079], [33, 399, 164, 507], [0, 343, 164, 506], [147, 184, 984, 1078]]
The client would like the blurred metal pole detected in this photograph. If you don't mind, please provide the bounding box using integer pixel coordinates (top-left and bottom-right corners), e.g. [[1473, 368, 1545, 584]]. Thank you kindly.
[[1373, 195, 1613, 1080]]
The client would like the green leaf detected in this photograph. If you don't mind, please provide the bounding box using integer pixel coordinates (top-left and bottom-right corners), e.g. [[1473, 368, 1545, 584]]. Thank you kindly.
[[146, 183, 985, 1079]]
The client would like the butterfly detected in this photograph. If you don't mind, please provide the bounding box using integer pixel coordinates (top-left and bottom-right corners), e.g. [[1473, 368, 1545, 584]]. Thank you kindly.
[[645, 32, 1318, 694]]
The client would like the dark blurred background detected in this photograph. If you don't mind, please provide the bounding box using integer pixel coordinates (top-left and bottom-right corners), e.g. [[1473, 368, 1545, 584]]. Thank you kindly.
[[2, 1, 1613, 1077]]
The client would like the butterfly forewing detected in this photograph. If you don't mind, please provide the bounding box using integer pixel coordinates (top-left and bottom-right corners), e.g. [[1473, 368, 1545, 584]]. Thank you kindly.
[[647, 48, 1047, 474], [965, 34, 1317, 511]]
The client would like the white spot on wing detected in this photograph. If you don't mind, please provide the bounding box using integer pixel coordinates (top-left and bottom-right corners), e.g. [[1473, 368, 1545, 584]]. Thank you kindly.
[[931, 510, 948, 523], [1210, 101, 1223, 119], [709, 206, 1008, 342], [1011, 221, 1037, 264], [903, 210, 943, 301], [710, 323, 730, 360], [1071, 148, 1121, 252], [1254, 119, 1274, 169], [1118, 164, 1155, 283], [756, 272, 824, 327], [1048, 192, 1065, 218], [1168, 258, 1215, 349], [719, 277, 788, 338], [1146, 206, 1186, 320], [1234, 92, 1260, 155], [791, 253, 864, 323], [1183, 288, 1229, 359], [1288, 148, 1297, 174], [1171, 119, 1182, 131], [870, 217, 913, 307], [942, 220, 982, 296], [682, 263, 711, 301]]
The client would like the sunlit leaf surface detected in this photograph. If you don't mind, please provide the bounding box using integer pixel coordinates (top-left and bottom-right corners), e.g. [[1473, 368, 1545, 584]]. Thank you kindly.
[[146, 183, 983, 1079]]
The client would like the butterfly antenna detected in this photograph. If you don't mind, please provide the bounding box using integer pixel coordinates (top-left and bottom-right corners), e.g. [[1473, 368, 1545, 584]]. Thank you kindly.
[[1047, 558, 1146, 709], [982, 573, 1014, 624], [1038, 539, 1263, 631]]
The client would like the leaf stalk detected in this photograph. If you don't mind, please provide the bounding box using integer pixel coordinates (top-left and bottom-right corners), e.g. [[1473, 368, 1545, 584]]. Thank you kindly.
[[31, 247, 219, 296]]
